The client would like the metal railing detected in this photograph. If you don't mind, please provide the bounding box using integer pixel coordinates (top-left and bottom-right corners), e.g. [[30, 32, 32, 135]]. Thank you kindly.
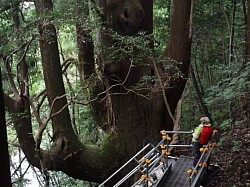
[[98, 130, 216, 187], [188, 130, 218, 187], [98, 130, 195, 187]]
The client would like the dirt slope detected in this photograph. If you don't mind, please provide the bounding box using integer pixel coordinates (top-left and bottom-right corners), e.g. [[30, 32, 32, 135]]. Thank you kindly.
[[203, 121, 250, 187]]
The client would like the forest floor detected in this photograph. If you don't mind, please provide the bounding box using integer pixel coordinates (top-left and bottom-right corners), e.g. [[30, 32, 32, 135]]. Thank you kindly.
[[202, 121, 250, 187]]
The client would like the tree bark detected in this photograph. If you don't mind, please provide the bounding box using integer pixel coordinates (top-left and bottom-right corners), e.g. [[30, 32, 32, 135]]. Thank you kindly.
[[245, 0, 250, 64], [190, 65, 213, 123], [35, 0, 75, 138], [33, 0, 122, 183], [164, 0, 192, 129], [4, 2, 42, 169], [76, 23, 95, 82], [0, 68, 12, 187], [75, 0, 95, 82]]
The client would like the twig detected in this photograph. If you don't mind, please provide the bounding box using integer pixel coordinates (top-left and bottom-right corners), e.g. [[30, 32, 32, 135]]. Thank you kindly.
[[11, 156, 26, 178]]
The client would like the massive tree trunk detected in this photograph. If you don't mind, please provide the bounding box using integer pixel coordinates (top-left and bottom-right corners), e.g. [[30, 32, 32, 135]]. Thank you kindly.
[[3, 0, 193, 186], [89, 0, 192, 184]]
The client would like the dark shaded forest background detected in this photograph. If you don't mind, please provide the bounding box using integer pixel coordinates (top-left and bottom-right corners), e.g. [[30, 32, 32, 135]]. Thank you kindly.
[[0, 0, 249, 186]]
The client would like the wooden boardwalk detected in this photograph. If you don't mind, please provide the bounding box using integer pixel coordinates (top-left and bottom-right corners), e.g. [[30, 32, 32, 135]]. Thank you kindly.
[[162, 156, 193, 187]]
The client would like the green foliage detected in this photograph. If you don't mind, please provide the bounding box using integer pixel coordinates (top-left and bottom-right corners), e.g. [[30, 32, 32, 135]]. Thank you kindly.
[[58, 25, 77, 56], [219, 119, 233, 131], [205, 62, 250, 124], [177, 0, 250, 138], [49, 171, 98, 187], [106, 31, 155, 64], [153, 0, 170, 54], [232, 140, 241, 152], [76, 106, 98, 143]]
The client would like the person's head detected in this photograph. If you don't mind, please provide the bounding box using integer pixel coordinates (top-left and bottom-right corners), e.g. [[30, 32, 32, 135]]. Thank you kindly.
[[200, 116, 210, 124]]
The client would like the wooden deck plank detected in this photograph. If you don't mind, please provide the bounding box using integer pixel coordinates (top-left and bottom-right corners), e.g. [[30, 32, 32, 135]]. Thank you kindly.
[[161, 156, 193, 187]]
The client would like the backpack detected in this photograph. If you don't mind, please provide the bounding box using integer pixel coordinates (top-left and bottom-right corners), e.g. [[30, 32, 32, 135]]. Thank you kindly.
[[200, 126, 213, 145]]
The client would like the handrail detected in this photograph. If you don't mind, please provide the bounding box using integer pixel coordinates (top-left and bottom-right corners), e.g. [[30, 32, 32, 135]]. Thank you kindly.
[[161, 130, 193, 134], [98, 130, 216, 187], [98, 143, 153, 187], [98, 140, 165, 187], [191, 144, 215, 187], [165, 144, 193, 147], [147, 153, 165, 174], [132, 163, 166, 187], [117, 152, 162, 186], [189, 130, 218, 186]]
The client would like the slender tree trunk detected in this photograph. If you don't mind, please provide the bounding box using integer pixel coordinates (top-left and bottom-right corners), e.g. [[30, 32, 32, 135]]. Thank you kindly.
[[3, 3, 41, 170], [35, 0, 76, 138], [164, 0, 192, 128], [0, 68, 12, 187], [76, 23, 95, 82], [241, 0, 250, 118], [75, 0, 95, 82], [245, 0, 250, 64], [190, 65, 213, 123], [229, 0, 236, 68]]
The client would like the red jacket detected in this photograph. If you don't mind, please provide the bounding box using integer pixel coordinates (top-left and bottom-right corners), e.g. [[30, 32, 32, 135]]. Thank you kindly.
[[200, 124, 213, 145]]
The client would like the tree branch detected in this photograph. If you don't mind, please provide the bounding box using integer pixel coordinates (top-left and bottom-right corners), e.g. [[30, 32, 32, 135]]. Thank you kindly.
[[3, 93, 17, 113], [4, 62, 20, 99], [152, 59, 176, 124], [4, 40, 30, 99], [168, 82, 191, 152], [17, 36, 35, 69]]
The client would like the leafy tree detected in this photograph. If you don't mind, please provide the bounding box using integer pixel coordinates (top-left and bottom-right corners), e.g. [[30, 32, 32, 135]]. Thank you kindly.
[[1, 0, 194, 185], [189, 0, 249, 129]]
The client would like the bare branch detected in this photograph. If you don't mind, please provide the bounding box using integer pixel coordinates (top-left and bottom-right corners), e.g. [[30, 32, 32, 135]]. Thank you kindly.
[[37, 93, 46, 114], [61, 57, 77, 73], [32, 94, 70, 155], [32, 90, 46, 101], [152, 59, 176, 124], [11, 156, 26, 178], [17, 36, 35, 68], [29, 98, 46, 128], [168, 82, 192, 152], [49, 95, 71, 120], [5, 61, 20, 99], [4, 39, 33, 99]]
